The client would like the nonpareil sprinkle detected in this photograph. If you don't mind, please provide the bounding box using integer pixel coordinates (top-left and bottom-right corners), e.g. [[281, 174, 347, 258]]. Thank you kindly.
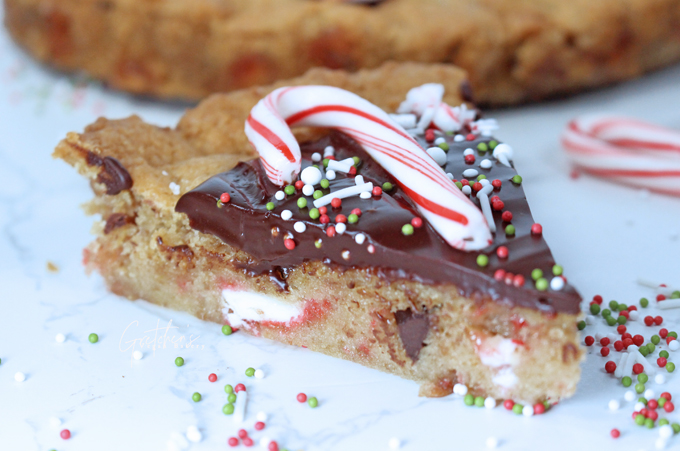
[[222, 325, 233, 335], [175, 357, 184, 367], [88, 333, 99, 343], [476, 255, 489, 267], [245, 367, 255, 377], [192, 392, 202, 402]]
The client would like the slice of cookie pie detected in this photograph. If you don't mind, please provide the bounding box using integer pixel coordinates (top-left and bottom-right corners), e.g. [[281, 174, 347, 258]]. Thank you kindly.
[[55, 63, 583, 404]]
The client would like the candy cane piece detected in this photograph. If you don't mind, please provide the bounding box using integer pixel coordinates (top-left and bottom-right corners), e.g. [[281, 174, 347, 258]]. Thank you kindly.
[[245, 86, 492, 251], [562, 115, 680, 196]]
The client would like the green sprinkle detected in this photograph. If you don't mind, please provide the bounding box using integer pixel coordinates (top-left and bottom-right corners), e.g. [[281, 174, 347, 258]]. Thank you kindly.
[[192, 392, 202, 402], [320, 179, 330, 189], [284, 185, 295, 196], [672, 423, 680, 434], [402, 224, 414, 236], [617, 303, 628, 312], [297, 198, 307, 209], [667, 362, 676, 373], [659, 419, 670, 426], [652, 335, 660, 345], [617, 315, 627, 325], [314, 239, 323, 249], [477, 142, 489, 152], [455, 181, 463, 189], [309, 208, 320, 220], [313, 190, 323, 200], [602, 308, 611, 318], [660, 350, 669, 359], [640, 346, 649, 357], [635, 414, 646, 426], [175, 357, 184, 367], [511, 175, 522, 185], [88, 333, 99, 343], [671, 290, 680, 299], [348, 214, 359, 224], [476, 254, 489, 267], [505, 224, 516, 235], [609, 300, 619, 310], [352, 156, 361, 166], [438, 142, 450, 151], [669, 331, 678, 339], [382, 182, 394, 191], [536, 278, 548, 291], [606, 316, 617, 326], [577, 320, 586, 330], [224, 384, 233, 394], [635, 383, 645, 394], [647, 343, 656, 354], [474, 396, 484, 407], [645, 418, 655, 429], [489, 140, 498, 149], [266, 202, 275, 211], [589, 303, 600, 315], [245, 367, 255, 377], [477, 174, 487, 181], [639, 397, 648, 404], [228, 393, 237, 403], [221, 325, 233, 336], [638, 373, 649, 384], [323, 158, 330, 168], [216, 199, 223, 208], [512, 404, 523, 415], [622, 376, 632, 387], [223, 403, 234, 415], [640, 297, 649, 308], [308, 397, 318, 408], [552, 265, 563, 276], [464, 394, 474, 406]]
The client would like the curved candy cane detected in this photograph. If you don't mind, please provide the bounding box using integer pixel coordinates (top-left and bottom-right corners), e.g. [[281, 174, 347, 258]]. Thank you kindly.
[[562, 115, 680, 196], [245, 85, 492, 251]]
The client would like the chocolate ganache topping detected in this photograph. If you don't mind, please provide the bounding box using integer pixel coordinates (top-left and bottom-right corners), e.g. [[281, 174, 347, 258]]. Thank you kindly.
[[176, 130, 581, 314]]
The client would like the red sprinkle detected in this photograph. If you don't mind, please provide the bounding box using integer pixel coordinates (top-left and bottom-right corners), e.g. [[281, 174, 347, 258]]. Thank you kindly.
[[331, 198, 342, 208], [504, 272, 514, 285], [243, 437, 254, 447], [617, 325, 627, 335], [411, 217, 423, 228], [658, 357, 668, 367], [319, 206, 328, 215], [464, 154, 476, 164], [632, 335, 644, 347], [531, 223, 543, 235], [320, 214, 330, 224], [600, 347, 610, 357], [234, 383, 246, 393], [208, 373, 218, 382], [348, 166, 357, 175], [593, 295, 603, 304], [472, 182, 483, 192], [492, 200, 505, 211], [238, 429, 248, 439], [664, 401, 675, 413], [492, 179, 502, 189], [335, 214, 347, 223], [648, 399, 659, 410], [496, 246, 509, 259], [600, 337, 610, 347], [644, 316, 654, 326], [351, 208, 362, 217], [660, 328, 669, 339], [512, 274, 525, 288], [294, 180, 304, 190], [372, 186, 382, 196], [494, 269, 506, 281], [610, 429, 620, 439], [632, 363, 644, 375], [284, 239, 296, 250], [254, 421, 265, 431], [661, 392, 672, 401], [648, 409, 659, 421], [228, 437, 239, 447], [605, 361, 616, 373], [614, 341, 624, 352], [326, 226, 336, 237], [628, 305, 637, 311], [585, 336, 595, 346], [220, 193, 231, 203], [623, 338, 633, 349], [268, 441, 279, 451], [621, 332, 632, 340], [654, 316, 663, 326], [503, 400, 515, 410], [297, 393, 307, 403], [501, 211, 513, 222], [657, 294, 667, 302], [466, 133, 476, 141], [619, 310, 629, 319], [533, 403, 546, 415], [425, 129, 435, 142], [461, 179, 470, 186], [60, 429, 71, 440]]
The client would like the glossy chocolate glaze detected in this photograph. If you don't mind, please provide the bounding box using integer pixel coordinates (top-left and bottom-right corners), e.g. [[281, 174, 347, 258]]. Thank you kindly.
[[176, 131, 581, 314]]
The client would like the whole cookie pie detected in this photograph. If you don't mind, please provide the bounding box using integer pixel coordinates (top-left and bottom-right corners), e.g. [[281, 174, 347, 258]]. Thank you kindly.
[[5, 0, 680, 105]]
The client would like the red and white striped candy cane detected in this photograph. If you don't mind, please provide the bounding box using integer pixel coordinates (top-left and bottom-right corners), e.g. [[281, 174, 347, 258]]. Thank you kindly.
[[245, 86, 492, 251], [562, 115, 680, 196]]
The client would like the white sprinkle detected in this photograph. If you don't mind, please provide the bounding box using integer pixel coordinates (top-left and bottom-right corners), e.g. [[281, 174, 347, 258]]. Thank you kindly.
[[634, 351, 656, 375], [311, 152, 322, 162], [522, 405, 534, 417], [434, 137, 446, 145], [628, 310, 639, 321], [360, 191, 372, 199], [655, 374, 666, 385], [313, 183, 373, 208], [486, 437, 499, 449], [492, 143, 513, 167], [327, 159, 353, 173], [476, 191, 497, 233], [281, 210, 293, 221], [426, 147, 447, 166], [462, 185, 472, 195], [454, 134, 465, 142], [634, 402, 646, 412], [644, 389, 656, 400], [233, 389, 247, 424], [336, 223, 347, 235], [615, 353, 629, 378], [453, 383, 468, 396], [463, 169, 479, 178], [655, 437, 668, 450], [294, 222, 306, 233], [302, 184, 314, 196], [624, 390, 636, 402], [355, 175, 364, 185], [484, 397, 496, 409], [388, 437, 402, 450], [608, 399, 620, 411], [133, 350, 143, 360], [14, 372, 26, 382], [162, 170, 169, 176], [657, 299, 680, 309], [479, 159, 492, 169], [254, 369, 265, 379], [260, 437, 272, 448], [256, 412, 268, 422], [479, 178, 490, 187], [301, 166, 323, 186], [446, 173, 454, 180], [585, 315, 595, 325], [550, 277, 565, 291], [622, 350, 637, 377], [367, 244, 375, 254], [275, 191, 285, 201], [669, 340, 679, 351], [416, 106, 436, 131], [55, 333, 66, 343], [323, 146, 335, 157], [463, 148, 474, 156], [169, 182, 181, 195], [326, 170, 337, 180], [186, 426, 202, 443], [660, 424, 674, 439], [49, 417, 62, 429], [628, 345, 639, 352], [355, 233, 366, 245], [389, 113, 417, 129]]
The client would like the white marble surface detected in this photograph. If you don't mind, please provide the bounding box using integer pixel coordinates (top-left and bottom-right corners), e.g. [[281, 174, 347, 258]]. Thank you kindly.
[[2, 6, 680, 450]]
